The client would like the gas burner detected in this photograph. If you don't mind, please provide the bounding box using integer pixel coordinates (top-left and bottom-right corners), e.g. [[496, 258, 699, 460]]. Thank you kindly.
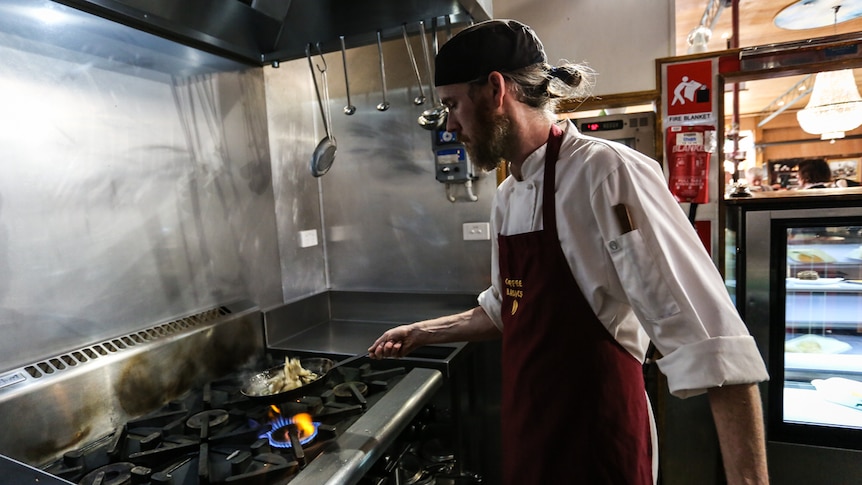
[[333, 381, 368, 398], [263, 413, 320, 449], [332, 381, 368, 409], [186, 409, 229, 429], [78, 462, 136, 485]]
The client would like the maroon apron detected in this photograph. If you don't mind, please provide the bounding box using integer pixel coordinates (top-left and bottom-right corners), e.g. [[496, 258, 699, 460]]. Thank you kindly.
[[499, 124, 652, 484]]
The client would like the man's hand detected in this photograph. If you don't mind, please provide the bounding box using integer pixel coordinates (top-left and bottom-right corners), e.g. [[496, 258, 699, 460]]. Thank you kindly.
[[368, 324, 422, 359], [367, 307, 501, 360]]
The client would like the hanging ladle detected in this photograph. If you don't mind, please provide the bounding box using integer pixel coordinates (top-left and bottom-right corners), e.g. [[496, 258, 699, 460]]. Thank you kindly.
[[417, 20, 447, 130], [402, 24, 426, 105], [339, 35, 356, 115], [375, 30, 390, 112], [306, 43, 337, 177]]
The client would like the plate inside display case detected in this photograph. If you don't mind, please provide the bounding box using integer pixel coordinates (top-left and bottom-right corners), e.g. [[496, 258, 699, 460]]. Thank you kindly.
[[786, 277, 845, 285], [785, 334, 853, 354], [811, 377, 862, 411], [788, 248, 836, 263]]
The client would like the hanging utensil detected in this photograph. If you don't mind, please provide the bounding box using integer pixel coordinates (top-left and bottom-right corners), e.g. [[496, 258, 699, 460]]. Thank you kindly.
[[306, 43, 337, 177], [402, 24, 426, 106], [417, 20, 447, 130], [339, 35, 356, 115], [431, 16, 439, 54], [375, 30, 390, 112]]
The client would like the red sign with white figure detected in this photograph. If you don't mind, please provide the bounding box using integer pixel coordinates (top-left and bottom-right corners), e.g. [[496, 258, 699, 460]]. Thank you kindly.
[[665, 60, 714, 125]]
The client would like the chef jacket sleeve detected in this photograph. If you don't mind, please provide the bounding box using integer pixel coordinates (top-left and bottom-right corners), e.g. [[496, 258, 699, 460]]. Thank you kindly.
[[478, 188, 505, 331], [591, 145, 768, 398], [478, 285, 503, 331]]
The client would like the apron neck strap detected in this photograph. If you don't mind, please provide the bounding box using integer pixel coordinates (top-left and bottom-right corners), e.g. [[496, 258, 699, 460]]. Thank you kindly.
[[542, 123, 565, 234]]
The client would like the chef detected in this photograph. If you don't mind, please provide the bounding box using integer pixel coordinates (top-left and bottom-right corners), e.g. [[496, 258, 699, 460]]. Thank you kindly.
[[369, 19, 769, 485]]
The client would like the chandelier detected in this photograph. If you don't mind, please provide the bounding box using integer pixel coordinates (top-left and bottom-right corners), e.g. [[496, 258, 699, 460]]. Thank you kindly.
[[796, 69, 862, 140]]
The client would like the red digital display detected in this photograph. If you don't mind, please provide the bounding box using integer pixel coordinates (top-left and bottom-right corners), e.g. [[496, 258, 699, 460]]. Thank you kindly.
[[580, 119, 625, 132]]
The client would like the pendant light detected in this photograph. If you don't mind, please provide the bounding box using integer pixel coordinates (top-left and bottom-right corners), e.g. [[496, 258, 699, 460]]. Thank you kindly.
[[796, 69, 862, 140], [782, 3, 862, 140]]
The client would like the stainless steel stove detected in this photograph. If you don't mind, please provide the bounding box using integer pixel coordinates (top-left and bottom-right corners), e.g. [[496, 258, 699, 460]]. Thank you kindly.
[[0, 301, 444, 485], [47, 364, 439, 484]]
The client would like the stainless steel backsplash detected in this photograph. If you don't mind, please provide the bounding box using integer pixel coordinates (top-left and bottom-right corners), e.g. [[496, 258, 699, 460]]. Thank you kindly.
[[0, 7, 282, 373], [264, 36, 494, 298], [0, 2, 492, 376]]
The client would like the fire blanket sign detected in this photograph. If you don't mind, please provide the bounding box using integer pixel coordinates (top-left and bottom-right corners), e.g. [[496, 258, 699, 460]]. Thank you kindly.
[[664, 59, 715, 126]]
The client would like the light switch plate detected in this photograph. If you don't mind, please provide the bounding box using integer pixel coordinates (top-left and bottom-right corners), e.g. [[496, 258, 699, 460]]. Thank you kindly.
[[299, 229, 318, 248], [463, 222, 490, 241]]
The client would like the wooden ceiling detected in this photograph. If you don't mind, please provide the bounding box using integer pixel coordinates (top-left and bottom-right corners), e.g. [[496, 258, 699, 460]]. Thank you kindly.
[[674, 0, 862, 118]]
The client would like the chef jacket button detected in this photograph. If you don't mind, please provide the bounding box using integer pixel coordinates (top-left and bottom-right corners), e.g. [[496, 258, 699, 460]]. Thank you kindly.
[[527, 184, 534, 190], [608, 241, 620, 251]]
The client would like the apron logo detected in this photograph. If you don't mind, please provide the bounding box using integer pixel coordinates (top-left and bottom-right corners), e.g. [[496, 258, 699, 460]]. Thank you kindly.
[[504, 278, 523, 315]]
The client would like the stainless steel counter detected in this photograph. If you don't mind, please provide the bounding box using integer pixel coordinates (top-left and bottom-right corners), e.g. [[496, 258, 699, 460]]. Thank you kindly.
[[265, 291, 502, 484], [264, 291, 479, 377]]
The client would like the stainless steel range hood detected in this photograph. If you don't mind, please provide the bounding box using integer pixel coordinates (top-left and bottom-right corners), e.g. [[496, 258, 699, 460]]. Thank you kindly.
[[52, 0, 492, 65]]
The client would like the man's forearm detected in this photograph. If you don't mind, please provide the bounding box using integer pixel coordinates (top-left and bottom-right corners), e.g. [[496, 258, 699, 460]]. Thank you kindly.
[[416, 306, 501, 343], [708, 383, 769, 485]]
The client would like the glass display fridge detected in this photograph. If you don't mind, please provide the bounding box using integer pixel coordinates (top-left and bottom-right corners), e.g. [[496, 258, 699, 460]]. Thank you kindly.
[[726, 192, 862, 484]]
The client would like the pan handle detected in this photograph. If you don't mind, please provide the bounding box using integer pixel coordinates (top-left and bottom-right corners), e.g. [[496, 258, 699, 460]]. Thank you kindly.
[[330, 352, 369, 370]]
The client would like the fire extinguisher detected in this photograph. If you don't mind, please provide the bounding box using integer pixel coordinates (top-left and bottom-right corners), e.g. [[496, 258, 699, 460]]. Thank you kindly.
[[666, 125, 714, 222]]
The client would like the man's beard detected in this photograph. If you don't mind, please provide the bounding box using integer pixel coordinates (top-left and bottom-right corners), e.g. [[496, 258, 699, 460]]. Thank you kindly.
[[463, 103, 512, 172]]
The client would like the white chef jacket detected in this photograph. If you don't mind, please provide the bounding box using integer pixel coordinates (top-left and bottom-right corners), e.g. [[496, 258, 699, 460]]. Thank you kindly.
[[477, 119, 768, 399]]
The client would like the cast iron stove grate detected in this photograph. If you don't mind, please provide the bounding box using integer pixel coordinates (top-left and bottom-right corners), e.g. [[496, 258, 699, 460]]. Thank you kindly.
[[41, 363, 406, 485]]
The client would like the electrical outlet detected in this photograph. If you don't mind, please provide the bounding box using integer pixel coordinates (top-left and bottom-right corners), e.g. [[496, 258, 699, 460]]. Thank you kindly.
[[299, 229, 318, 248], [463, 222, 490, 241]]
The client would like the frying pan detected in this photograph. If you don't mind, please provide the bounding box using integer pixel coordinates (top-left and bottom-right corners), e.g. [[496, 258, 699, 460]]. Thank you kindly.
[[241, 353, 368, 401]]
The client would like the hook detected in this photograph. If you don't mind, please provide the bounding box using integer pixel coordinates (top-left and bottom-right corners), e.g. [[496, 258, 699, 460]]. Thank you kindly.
[[314, 42, 327, 73]]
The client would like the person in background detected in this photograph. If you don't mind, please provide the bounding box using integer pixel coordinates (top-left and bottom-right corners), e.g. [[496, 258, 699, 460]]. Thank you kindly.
[[368, 19, 769, 485], [745, 166, 773, 191], [795, 159, 833, 189]]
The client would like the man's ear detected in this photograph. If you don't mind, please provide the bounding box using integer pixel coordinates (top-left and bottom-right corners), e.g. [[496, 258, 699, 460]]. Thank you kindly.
[[487, 71, 506, 108]]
